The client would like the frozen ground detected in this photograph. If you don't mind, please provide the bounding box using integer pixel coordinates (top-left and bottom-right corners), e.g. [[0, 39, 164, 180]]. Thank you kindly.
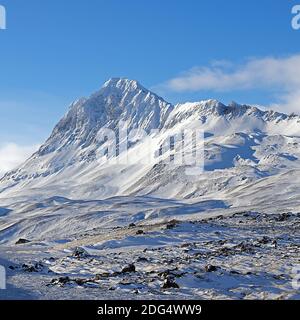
[[0, 202, 299, 300]]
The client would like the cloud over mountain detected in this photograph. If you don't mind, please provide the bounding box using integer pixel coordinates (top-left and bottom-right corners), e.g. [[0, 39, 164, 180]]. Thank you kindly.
[[160, 54, 300, 113], [0, 143, 38, 176]]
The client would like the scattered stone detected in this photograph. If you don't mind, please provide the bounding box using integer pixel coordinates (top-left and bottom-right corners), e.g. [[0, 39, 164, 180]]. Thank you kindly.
[[122, 263, 136, 273], [21, 262, 44, 273], [205, 264, 218, 272], [136, 230, 144, 235], [95, 272, 110, 279], [258, 236, 272, 244], [162, 257, 176, 264], [162, 277, 180, 289], [15, 238, 31, 245], [236, 242, 255, 254], [128, 223, 136, 228], [230, 270, 240, 275], [72, 247, 89, 258], [136, 257, 148, 262], [56, 276, 71, 285], [74, 278, 88, 286], [273, 274, 286, 280], [181, 243, 192, 248], [276, 212, 292, 222], [166, 219, 179, 230]]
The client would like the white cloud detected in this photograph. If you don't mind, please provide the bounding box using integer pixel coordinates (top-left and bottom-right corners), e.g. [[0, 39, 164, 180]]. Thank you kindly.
[[0, 143, 38, 176], [161, 55, 300, 113]]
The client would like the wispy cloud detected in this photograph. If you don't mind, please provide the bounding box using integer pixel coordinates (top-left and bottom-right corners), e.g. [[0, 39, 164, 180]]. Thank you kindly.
[[159, 55, 300, 113], [0, 143, 38, 176]]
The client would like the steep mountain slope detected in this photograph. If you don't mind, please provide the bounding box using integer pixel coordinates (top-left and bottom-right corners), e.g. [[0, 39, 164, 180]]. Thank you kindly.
[[0, 78, 173, 198], [1, 78, 300, 202]]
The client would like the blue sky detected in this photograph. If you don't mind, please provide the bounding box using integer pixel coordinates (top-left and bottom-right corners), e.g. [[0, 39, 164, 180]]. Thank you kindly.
[[0, 0, 300, 171]]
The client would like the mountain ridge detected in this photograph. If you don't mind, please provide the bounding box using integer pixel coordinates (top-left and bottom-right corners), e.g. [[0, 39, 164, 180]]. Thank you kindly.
[[1, 78, 300, 201]]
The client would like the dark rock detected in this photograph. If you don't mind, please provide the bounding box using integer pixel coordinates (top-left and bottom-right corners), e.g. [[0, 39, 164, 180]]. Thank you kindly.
[[21, 261, 46, 273], [57, 276, 70, 285], [128, 223, 136, 228], [136, 257, 148, 262], [166, 219, 179, 230], [276, 212, 292, 222], [273, 274, 285, 280], [95, 272, 110, 279], [75, 278, 87, 286], [136, 230, 144, 235], [15, 238, 31, 245], [236, 242, 255, 254], [34, 262, 44, 271], [181, 243, 192, 248], [49, 277, 72, 286], [258, 236, 272, 244], [122, 263, 136, 273], [162, 278, 180, 289], [162, 259, 175, 264], [230, 270, 240, 275], [22, 264, 38, 273], [205, 264, 218, 272], [72, 247, 89, 258]]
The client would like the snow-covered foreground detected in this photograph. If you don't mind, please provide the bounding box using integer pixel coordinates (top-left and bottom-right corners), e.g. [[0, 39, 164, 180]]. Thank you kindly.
[[0, 196, 299, 300]]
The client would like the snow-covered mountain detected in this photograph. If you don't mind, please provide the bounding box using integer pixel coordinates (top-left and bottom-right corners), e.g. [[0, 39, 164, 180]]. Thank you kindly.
[[1, 78, 300, 202], [1, 78, 300, 300]]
